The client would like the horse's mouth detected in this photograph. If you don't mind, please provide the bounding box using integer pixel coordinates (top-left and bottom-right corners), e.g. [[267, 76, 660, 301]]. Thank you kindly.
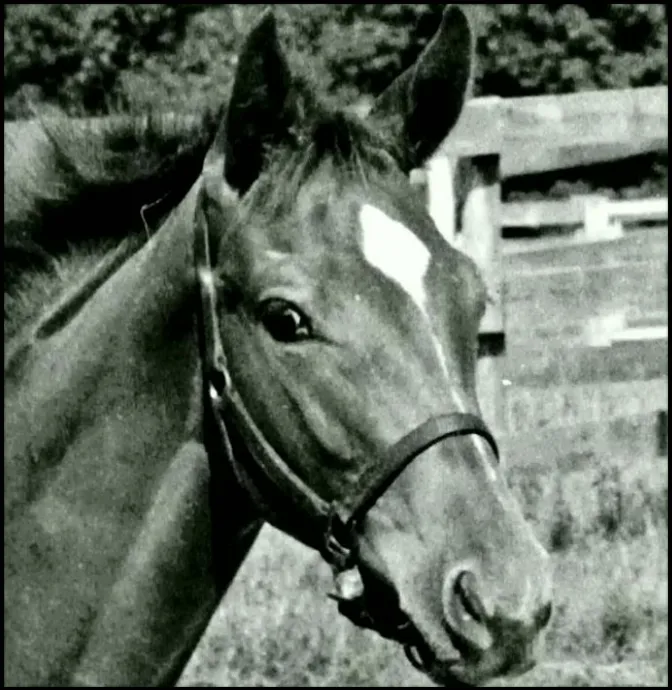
[[346, 571, 537, 686], [394, 609, 476, 687], [405, 638, 475, 687], [402, 615, 536, 687]]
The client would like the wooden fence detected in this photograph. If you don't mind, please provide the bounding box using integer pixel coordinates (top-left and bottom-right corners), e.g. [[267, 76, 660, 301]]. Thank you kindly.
[[502, 194, 668, 244], [419, 85, 668, 434]]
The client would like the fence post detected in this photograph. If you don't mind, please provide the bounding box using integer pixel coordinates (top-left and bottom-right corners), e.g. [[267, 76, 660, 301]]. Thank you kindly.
[[581, 194, 623, 241], [425, 95, 505, 435], [657, 410, 668, 457], [426, 155, 457, 244], [458, 154, 506, 435]]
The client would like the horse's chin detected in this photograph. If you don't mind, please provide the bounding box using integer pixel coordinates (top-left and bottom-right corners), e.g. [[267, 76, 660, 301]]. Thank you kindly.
[[427, 663, 480, 688], [423, 655, 490, 688], [407, 629, 537, 688], [406, 636, 479, 688]]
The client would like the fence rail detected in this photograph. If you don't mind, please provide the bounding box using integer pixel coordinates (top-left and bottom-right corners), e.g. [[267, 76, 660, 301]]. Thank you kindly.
[[501, 194, 668, 245], [442, 86, 667, 175], [421, 85, 669, 434]]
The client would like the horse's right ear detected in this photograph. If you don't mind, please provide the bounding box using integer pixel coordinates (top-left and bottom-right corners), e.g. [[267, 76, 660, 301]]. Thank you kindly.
[[368, 5, 474, 173], [213, 9, 294, 194]]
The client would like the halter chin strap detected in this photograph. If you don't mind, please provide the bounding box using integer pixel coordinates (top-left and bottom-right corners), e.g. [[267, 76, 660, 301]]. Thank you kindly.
[[193, 199, 499, 574]]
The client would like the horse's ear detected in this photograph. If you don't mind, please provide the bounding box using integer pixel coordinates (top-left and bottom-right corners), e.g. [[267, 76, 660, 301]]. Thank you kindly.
[[368, 5, 474, 172], [216, 9, 294, 194]]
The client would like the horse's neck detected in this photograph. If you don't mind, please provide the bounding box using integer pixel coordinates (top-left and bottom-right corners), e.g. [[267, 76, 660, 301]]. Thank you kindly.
[[5, 184, 263, 686], [5, 187, 202, 498], [68, 442, 263, 687]]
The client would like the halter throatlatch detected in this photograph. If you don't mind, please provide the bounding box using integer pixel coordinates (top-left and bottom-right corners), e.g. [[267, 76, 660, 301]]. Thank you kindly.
[[193, 194, 500, 642]]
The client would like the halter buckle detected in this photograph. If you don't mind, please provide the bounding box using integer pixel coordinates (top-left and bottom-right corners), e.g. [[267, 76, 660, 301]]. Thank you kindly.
[[327, 567, 365, 603]]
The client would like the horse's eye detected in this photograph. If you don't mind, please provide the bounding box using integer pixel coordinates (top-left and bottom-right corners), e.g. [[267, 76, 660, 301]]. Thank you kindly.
[[258, 299, 313, 343]]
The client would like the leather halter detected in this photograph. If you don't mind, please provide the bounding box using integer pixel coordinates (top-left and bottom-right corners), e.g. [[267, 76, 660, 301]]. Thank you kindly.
[[193, 196, 500, 574]]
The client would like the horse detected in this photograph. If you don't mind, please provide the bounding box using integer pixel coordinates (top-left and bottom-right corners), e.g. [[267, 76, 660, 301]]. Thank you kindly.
[[5, 7, 553, 687]]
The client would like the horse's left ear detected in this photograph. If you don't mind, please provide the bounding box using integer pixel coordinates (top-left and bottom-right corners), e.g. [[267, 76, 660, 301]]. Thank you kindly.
[[368, 5, 474, 172], [214, 8, 294, 194]]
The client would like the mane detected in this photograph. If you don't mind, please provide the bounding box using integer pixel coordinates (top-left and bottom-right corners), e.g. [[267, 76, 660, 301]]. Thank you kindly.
[[4, 108, 222, 339], [5, 107, 221, 256], [39, 108, 221, 197]]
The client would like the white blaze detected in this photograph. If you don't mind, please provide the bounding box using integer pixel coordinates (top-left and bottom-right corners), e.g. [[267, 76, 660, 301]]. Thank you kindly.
[[359, 203, 448, 377], [359, 204, 431, 313], [358, 204, 497, 479]]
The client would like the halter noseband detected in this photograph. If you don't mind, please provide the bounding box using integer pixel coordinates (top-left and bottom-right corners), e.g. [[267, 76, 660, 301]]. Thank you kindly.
[[193, 198, 499, 576]]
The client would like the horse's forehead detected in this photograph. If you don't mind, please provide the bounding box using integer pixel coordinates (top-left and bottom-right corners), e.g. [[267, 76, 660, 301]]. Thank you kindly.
[[358, 203, 431, 313]]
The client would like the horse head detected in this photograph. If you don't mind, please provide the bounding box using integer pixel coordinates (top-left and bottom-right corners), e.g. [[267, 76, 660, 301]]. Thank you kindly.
[[194, 7, 552, 686]]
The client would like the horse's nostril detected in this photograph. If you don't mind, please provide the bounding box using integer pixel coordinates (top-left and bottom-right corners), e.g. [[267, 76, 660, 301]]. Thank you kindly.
[[442, 569, 494, 654], [536, 601, 553, 630], [453, 570, 488, 624]]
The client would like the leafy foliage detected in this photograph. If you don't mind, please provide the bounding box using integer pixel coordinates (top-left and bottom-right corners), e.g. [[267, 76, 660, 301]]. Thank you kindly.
[[474, 4, 667, 96], [6, 4, 667, 116], [4, 4, 668, 195], [5, 4, 206, 117]]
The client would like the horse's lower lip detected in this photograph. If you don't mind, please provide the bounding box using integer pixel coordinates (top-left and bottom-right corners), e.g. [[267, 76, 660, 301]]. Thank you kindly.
[[412, 635, 537, 687], [421, 652, 477, 688], [432, 665, 478, 688], [405, 637, 472, 687], [403, 621, 488, 687], [424, 654, 481, 688]]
